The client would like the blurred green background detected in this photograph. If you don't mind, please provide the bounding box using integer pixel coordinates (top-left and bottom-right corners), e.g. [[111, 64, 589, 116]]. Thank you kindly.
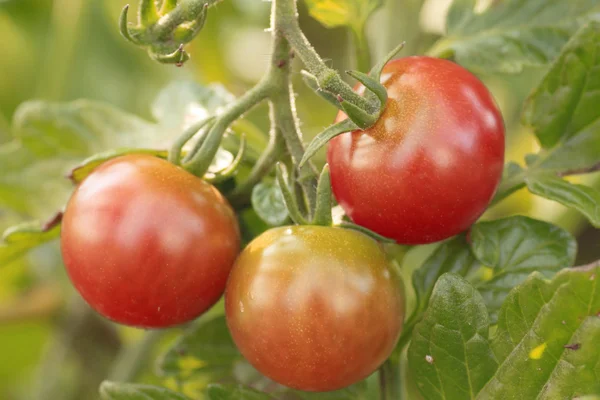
[[0, 0, 599, 399]]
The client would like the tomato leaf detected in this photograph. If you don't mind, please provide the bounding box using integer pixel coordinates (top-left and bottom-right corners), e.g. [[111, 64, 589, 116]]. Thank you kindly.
[[477, 264, 600, 398], [99, 381, 189, 400], [523, 21, 600, 152], [156, 316, 241, 379], [302, 0, 382, 30], [206, 384, 274, 400], [0, 218, 61, 267], [469, 216, 576, 322], [411, 236, 480, 318], [407, 273, 498, 400], [436, 0, 600, 74], [526, 173, 600, 227], [250, 181, 289, 227]]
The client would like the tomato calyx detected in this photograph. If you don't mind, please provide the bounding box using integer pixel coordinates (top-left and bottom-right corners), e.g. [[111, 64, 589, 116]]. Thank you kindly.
[[119, 0, 211, 66], [299, 41, 407, 167], [275, 162, 395, 244]]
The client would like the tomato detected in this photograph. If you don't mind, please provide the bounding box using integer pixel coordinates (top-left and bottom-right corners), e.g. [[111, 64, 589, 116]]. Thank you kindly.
[[225, 226, 404, 392], [61, 154, 240, 328], [328, 56, 505, 244]]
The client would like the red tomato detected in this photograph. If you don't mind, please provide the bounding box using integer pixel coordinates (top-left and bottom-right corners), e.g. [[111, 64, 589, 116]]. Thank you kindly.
[[225, 226, 405, 392], [61, 154, 240, 328], [328, 56, 505, 244]]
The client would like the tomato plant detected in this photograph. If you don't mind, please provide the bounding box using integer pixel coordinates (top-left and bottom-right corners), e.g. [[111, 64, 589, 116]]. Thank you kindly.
[[1, 0, 600, 399], [225, 226, 404, 392], [61, 154, 240, 328], [328, 56, 505, 245]]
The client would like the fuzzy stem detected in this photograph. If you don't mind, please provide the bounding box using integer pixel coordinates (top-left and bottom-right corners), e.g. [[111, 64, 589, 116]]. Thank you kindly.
[[267, 31, 318, 213], [275, 0, 373, 113]]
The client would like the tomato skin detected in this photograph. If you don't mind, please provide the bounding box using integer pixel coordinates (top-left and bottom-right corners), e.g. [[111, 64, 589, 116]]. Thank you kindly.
[[61, 154, 240, 328], [328, 56, 505, 245], [225, 226, 404, 392]]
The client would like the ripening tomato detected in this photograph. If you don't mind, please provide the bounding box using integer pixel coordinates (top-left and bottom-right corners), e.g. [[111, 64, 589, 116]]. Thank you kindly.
[[61, 154, 240, 328], [225, 226, 404, 392], [328, 56, 505, 245]]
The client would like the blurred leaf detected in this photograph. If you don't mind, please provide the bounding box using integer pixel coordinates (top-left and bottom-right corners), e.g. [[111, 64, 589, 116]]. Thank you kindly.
[[411, 236, 480, 318], [100, 381, 188, 399], [437, 0, 600, 74], [469, 216, 576, 322], [151, 81, 234, 129], [408, 273, 497, 400], [478, 265, 600, 398], [492, 162, 527, 204], [156, 316, 241, 379], [68, 149, 168, 184], [206, 384, 273, 400], [0, 218, 61, 267], [303, 0, 382, 29], [251, 182, 289, 226], [526, 173, 600, 227], [150, 80, 266, 161], [523, 22, 600, 150]]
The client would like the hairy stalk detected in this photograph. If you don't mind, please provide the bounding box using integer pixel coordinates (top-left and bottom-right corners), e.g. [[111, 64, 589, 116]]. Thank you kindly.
[[275, 0, 373, 112], [267, 26, 319, 213], [228, 107, 286, 206], [183, 78, 271, 176]]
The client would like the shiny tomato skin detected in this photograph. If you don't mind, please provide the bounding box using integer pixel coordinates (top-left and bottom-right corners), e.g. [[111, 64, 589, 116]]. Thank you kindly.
[[61, 154, 240, 328], [225, 226, 405, 392], [328, 56, 505, 245]]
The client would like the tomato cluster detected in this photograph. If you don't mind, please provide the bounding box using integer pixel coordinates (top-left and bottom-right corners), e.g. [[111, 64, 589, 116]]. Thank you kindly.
[[60, 56, 503, 392]]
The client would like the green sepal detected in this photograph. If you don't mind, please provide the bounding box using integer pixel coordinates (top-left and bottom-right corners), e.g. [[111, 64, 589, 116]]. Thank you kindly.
[[346, 70, 387, 108], [205, 134, 246, 183], [299, 118, 357, 167], [311, 164, 333, 226], [119, 5, 143, 45], [338, 95, 378, 129], [338, 222, 396, 243], [275, 163, 309, 225], [149, 44, 189, 66]]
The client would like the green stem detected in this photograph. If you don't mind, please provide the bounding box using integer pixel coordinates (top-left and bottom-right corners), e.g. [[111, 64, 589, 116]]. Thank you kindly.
[[275, 0, 373, 113], [379, 359, 402, 400], [350, 23, 371, 73], [228, 114, 286, 206], [268, 34, 318, 213], [107, 329, 165, 382], [183, 78, 271, 176]]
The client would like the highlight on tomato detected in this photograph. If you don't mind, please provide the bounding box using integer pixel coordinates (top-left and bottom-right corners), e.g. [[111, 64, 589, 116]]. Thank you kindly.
[[225, 225, 405, 392], [61, 154, 241, 328], [328, 56, 505, 245]]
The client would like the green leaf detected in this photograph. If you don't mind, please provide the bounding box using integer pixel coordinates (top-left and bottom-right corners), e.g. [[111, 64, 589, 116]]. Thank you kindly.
[[408, 273, 498, 400], [526, 173, 600, 227], [1, 100, 165, 217], [412, 236, 480, 317], [478, 264, 600, 398], [523, 21, 600, 150], [436, 0, 600, 74], [0, 218, 61, 266], [250, 181, 289, 227], [99, 381, 189, 400], [206, 384, 273, 400], [469, 216, 576, 322], [156, 316, 241, 379], [302, 0, 382, 29]]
